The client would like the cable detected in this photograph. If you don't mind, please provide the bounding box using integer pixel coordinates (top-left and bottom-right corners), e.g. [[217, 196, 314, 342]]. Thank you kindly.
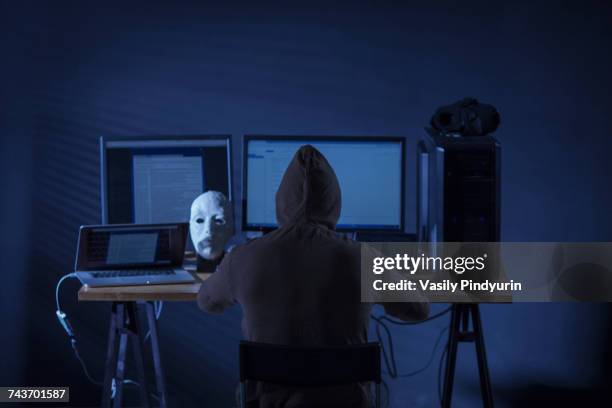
[[373, 317, 449, 379], [396, 326, 448, 378], [374, 305, 452, 326], [369, 306, 452, 407], [70, 338, 103, 386], [55, 273, 161, 401], [56, 273, 103, 386], [371, 306, 452, 379], [120, 379, 161, 402], [371, 315, 398, 377], [55, 273, 76, 312]]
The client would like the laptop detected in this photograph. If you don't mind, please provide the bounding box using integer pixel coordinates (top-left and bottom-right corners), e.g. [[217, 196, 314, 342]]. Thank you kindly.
[[75, 223, 196, 287]]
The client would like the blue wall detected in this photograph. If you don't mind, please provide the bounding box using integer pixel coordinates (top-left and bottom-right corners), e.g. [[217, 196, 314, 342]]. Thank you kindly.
[[2, 1, 612, 406]]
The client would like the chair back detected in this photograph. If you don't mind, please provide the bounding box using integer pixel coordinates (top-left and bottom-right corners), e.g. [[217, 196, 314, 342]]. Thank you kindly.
[[238, 341, 381, 407]]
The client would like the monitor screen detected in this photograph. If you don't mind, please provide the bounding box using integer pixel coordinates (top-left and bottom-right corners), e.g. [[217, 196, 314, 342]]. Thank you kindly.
[[101, 137, 231, 224], [244, 137, 404, 231]]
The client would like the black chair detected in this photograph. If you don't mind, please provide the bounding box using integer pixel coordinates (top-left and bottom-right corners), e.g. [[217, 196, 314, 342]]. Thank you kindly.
[[239, 341, 381, 408]]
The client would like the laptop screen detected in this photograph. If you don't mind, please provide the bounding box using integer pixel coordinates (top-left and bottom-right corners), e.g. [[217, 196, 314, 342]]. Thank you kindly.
[[76, 224, 188, 270]]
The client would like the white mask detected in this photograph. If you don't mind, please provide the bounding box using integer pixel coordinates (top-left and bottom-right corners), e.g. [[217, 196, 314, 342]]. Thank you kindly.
[[189, 191, 233, 260]]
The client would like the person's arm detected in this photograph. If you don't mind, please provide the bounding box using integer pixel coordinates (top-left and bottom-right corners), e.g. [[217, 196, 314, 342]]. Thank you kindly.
[[197, 253, 236, 313]]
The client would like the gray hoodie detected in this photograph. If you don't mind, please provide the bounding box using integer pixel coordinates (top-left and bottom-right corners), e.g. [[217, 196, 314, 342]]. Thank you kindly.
[[198, 145, 428, 407]]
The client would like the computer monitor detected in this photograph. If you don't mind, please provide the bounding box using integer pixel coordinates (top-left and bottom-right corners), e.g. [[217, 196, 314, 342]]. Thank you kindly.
[[243, 136, 405, 231], [100, 136, 232, 224]]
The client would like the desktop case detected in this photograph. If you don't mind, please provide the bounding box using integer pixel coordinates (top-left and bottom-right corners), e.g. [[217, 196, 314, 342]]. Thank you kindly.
[[417, 129, 500, 243]]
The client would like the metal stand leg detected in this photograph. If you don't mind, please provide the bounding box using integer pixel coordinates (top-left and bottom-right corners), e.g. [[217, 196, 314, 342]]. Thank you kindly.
[[442, 304, 493, 408], [442, 304, 462, 408], [101, 302, 151, 408], [128, 303, 150, 407], [113, 332, 128, 408], [146, 301, 168, 408], [471, 305, 494, 407], [102, 304, 119, 408]]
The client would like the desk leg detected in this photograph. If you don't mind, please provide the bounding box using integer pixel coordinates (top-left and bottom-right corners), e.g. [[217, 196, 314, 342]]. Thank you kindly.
[[129, 303, 150, 407], [102, 303, 119, 408], [101, 302, 151, 408], [113, 331, 128, 408], [146, 302, 168, 408]]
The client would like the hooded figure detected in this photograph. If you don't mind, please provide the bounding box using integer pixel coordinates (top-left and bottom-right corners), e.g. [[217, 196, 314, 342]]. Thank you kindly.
[[198, 145, 428, 407]]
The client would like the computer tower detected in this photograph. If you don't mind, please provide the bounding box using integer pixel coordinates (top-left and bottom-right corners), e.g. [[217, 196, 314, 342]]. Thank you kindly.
[[417, 129, 500, 242]]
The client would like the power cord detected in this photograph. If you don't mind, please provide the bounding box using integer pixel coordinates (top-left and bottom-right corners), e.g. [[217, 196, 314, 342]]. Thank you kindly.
[[397, 326, 448, 378], [374, 305, 453, 326], [371, 306, 451, 378], [371, 314, 398, 377], [55, 273, 103, 386], [372, 316, 448, 379], [371, 306, 452, 407], [55, 273, 161, 401]]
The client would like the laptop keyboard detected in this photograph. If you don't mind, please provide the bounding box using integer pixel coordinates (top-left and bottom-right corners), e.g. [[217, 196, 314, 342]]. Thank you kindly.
[[91, 269, 176, 279]]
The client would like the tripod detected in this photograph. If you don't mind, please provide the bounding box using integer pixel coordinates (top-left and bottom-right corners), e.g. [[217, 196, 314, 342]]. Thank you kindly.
[[441, 304, 493, 407]]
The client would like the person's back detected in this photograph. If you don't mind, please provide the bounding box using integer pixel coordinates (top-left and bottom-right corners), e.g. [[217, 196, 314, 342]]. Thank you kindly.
[[198, 145, 428, 407], [229, 224, 368, 346]]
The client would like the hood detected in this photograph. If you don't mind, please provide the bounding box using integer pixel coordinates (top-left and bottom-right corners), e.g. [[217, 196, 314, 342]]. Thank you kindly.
[[275, 145, 341, 229]]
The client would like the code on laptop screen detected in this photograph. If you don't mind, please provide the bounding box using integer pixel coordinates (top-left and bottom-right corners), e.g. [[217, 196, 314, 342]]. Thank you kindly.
[[106, 232, 158, 264], [77, 224, 186, 270]]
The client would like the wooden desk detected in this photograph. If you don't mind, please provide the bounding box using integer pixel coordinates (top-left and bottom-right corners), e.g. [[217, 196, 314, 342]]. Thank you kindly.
[[78, 273, 211, 302], [78, 272, 211, 408]]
